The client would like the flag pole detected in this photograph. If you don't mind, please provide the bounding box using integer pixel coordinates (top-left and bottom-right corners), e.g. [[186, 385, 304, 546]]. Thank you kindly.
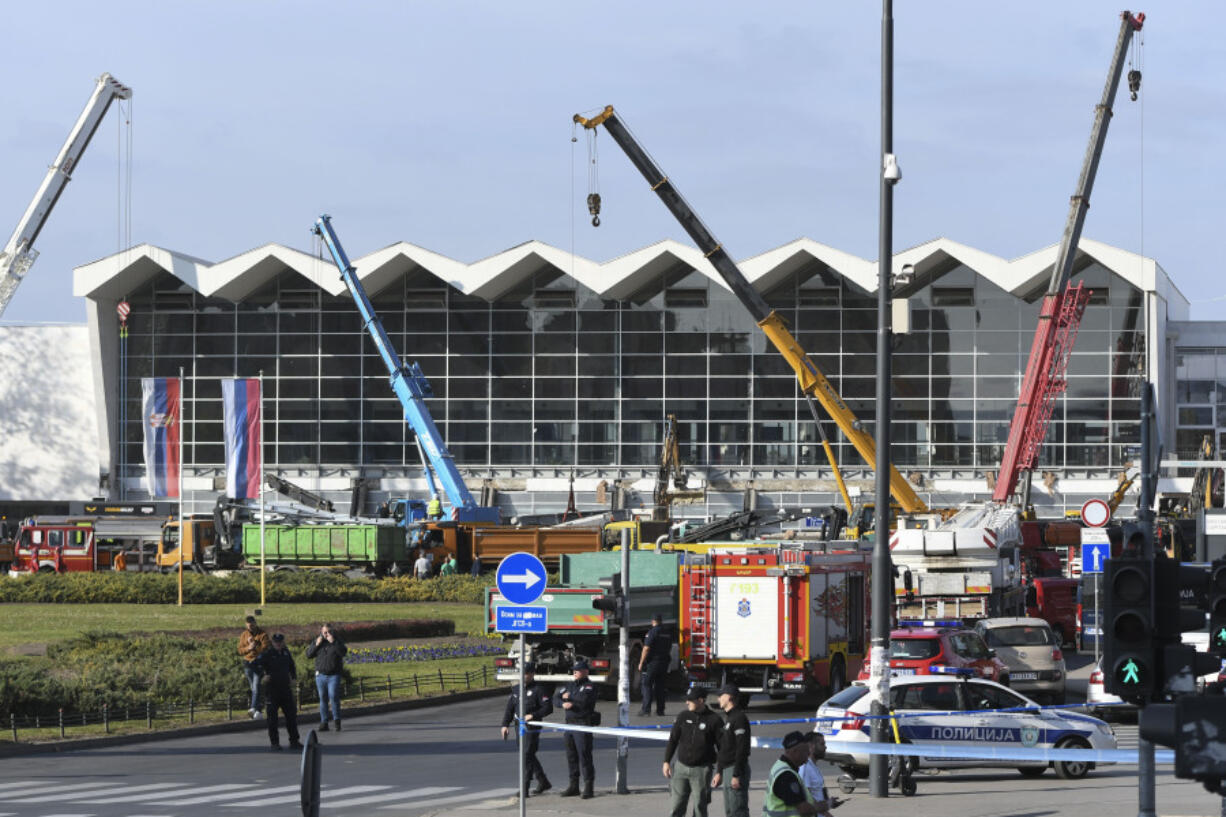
[[177, 367, 185, 607], [259, 370, 266, 608]]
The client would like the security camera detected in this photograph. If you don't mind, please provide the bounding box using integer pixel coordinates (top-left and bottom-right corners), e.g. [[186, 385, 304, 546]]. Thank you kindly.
[[883, 153, 902, 184]]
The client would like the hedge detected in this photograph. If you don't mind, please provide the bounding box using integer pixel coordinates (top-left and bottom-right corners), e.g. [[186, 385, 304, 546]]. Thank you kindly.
[[0, 620, 464, 719], [0, 571, 496, 605]]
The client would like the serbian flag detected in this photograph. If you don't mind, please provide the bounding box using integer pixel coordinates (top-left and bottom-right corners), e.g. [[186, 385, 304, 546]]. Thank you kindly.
[[141, 377, 181, 498], [222, 378, 262, 499]]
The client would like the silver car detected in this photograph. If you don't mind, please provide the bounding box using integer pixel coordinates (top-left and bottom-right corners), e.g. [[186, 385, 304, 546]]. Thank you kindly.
[[974, 617, 1066, 704]]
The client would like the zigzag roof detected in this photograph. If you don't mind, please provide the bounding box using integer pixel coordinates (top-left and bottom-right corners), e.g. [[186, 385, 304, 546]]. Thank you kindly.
[[73, 236, 1187, 316]]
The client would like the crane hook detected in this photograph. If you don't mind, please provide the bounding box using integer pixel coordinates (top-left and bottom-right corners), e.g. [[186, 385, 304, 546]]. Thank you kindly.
[[586, 192, 602, 228], [1128, 69, 1142, 101]]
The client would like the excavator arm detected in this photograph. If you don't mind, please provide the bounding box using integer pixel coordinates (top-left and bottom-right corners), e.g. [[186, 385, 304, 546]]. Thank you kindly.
[[574, 106, 925, 513]]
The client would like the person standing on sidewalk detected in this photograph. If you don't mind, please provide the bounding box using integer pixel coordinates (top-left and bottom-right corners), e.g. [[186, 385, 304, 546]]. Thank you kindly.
[[639, 613, 672, 716], [712, 683, 751, 817], [500, 662, 554, 798], [306, 623, 347, 732], [254, 633, 301, 751], [798, 733, 840, 815], [238, 615, 270, 719], [663, 688, 724, 817], [556, 658, 598, 799]]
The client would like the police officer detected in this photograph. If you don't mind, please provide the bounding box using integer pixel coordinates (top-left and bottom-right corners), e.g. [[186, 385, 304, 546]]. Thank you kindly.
[[253, 633, 302, 751], [639, 612, 672, 716], [763, 731, 818, 817], [556, 658, 598, 799], [663, 688, 724, 817], [713, 683, 751, 817], [500, 662, 554, 797]]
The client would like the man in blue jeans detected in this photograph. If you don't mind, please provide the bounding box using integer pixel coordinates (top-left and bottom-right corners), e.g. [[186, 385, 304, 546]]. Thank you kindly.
[[306, 622, 347, 731], [237, 615, 269, 719]]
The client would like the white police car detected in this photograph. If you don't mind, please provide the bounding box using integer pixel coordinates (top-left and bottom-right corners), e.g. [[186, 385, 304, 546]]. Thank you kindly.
[[814, 674, 1116, 780]]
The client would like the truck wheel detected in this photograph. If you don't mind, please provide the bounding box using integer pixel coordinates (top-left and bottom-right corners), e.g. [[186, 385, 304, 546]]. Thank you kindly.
[[1052, 624, 1066, 648], [829, 656, 847, 696]]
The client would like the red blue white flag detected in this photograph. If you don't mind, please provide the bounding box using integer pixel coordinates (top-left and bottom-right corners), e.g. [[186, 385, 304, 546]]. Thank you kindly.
[[141, 377, 181, 498], [222, 378, 262, 499]]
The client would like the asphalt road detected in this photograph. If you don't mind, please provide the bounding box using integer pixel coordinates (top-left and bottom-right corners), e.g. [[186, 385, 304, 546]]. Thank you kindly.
[[0, 656, 1222, 817]]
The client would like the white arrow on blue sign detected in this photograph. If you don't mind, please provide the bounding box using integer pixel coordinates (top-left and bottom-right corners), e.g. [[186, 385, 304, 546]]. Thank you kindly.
[[1081, 542, 1111, 575], [496, 551, 547, 605]]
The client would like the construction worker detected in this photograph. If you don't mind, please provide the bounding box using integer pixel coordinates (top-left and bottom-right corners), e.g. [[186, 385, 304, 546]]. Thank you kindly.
[[427, 496, 443, 520], [112, 550, 127, 572]]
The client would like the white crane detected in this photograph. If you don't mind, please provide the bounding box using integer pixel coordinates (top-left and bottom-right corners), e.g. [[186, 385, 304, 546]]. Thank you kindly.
[[0, 72, 131, 318]]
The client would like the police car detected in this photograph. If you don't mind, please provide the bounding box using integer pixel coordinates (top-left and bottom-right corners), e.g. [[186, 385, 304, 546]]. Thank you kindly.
[[814, 674, 1116, 780]]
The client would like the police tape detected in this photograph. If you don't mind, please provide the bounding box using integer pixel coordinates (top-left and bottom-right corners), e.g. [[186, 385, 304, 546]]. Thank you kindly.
[[530, 720, 1173, 766]]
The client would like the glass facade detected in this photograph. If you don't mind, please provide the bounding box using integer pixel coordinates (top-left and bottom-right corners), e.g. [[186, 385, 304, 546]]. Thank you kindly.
[[116, 261, 1149, 482]]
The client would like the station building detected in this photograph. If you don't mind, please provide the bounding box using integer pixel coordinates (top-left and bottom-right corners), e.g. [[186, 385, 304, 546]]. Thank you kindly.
[[3, 234, 1222, 522]]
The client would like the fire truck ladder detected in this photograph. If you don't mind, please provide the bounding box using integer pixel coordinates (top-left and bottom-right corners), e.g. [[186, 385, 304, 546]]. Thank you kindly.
[[686, 562, 713, 669]]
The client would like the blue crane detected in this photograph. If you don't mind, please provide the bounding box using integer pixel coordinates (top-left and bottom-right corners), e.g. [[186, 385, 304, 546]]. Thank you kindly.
[[312, 214, 500, 525]]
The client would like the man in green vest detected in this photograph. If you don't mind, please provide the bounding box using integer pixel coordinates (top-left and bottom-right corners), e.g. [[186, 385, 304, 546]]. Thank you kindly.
[[762, 732, 818, 817], [427, 496, 443, 520]]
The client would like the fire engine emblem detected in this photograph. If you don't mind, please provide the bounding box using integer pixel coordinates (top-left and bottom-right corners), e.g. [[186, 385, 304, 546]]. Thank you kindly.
[[1020, 727, 1040, 747], [737, 598, 751, 618]]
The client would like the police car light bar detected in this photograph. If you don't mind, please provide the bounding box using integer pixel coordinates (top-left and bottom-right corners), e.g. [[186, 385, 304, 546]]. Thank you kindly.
[[898, 619, 962, 629], [929, 665, 975, 676]]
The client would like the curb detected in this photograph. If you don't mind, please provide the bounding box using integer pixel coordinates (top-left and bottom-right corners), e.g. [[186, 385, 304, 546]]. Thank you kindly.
[[0, 685, 506, 759]]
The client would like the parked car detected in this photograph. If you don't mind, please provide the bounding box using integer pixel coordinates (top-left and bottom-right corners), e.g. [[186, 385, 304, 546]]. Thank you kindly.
[[973, 617, 1066, 704], [856, 623, 1009, 684], [815, 675, 1116, 780]]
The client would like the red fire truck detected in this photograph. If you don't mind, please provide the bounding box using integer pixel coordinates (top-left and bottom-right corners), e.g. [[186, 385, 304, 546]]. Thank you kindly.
[[679, 546, 871, 702], [9, 519, 112, 574]]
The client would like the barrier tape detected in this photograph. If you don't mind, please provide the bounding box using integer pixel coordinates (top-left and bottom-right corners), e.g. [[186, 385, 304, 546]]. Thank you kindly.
[[528, 702, 1169, 767]]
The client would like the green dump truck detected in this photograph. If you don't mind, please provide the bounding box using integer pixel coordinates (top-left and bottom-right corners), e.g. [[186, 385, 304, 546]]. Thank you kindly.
[[485, 550, 681, 691], [241, 522, 411, 574]]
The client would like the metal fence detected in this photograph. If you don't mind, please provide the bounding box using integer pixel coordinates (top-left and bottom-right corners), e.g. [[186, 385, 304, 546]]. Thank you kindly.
[[5, 665, 498, 742]]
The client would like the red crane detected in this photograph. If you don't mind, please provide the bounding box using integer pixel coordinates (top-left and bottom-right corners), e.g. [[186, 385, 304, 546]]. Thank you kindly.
[[993, 10, 1145, 506]]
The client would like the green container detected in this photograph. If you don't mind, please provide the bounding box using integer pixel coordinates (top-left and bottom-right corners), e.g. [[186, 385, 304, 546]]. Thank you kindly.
[[241, 523, 408, 567], [560, 551, 680, 588]]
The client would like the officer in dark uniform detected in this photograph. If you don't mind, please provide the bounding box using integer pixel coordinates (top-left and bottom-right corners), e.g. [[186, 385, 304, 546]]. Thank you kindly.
[[500, 662, 554, 797], [556, 658, 598, 799], [253, 633, 302, 751], [639, 613, 672, 716]]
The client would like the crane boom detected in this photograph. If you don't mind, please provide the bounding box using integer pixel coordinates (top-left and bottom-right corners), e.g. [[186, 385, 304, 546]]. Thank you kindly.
[[0, 73, 131, 318], [993, 11, 1145, 504], [312, 215, 499, 523], [574, 106, 927, 513]]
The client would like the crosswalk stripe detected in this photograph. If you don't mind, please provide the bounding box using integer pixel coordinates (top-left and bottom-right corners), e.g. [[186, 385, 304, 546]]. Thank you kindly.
[[8, 782, 180, 803], [376, 788, 519, 811], [0, 782, 115, 800], [231, 785, 388, 807], [160, 784, 300, 805], [321, 785, 460, 808], [84, 783, 259, 804], [0, 780, 73, 791]]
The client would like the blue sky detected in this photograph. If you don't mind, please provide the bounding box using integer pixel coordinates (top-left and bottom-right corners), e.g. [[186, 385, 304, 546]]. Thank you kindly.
[[1, 1, 1221, 324]]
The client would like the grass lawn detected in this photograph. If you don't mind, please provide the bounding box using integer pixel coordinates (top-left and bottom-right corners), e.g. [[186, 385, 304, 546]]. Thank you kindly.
[[0, 602, 488, 651]]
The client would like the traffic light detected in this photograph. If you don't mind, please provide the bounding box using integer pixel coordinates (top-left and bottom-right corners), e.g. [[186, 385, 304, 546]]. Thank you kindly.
[[1102, 557, 1156, 701], [1141, 695, 1226, 791], [1209, 560, 1226, 656], [1153, 560, 1216, 697], [592, 572, 625, 626]]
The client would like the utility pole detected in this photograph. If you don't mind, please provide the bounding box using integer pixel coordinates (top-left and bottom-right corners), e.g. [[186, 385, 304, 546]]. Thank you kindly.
[[1137, 382, 1156, 817], [869, 0, 898, 798]]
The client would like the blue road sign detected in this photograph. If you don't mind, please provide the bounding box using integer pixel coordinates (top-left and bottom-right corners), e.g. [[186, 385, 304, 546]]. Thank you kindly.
[[1081, 542, 1111, 575], [495, 605, 548, 634], [496, 551, 547, 605]]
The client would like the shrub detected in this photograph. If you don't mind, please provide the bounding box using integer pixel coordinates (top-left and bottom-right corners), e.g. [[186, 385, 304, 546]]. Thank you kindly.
[[0, 571, 496, 605]]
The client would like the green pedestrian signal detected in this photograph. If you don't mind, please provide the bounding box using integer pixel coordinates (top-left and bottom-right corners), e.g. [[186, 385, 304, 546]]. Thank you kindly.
[[1215, 627, 1226, 651], [1117, 658, 1143, 686]]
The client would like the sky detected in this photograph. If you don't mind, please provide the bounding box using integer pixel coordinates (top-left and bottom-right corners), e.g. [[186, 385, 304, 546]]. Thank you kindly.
[[1, 1, 1222, 325]]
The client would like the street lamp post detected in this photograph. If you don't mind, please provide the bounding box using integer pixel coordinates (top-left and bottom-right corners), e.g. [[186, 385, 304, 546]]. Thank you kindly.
[[869, 0, 899, 797]]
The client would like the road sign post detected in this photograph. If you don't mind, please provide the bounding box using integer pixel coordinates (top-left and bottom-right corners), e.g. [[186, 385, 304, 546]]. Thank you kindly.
[[495, 553, 546, 817]]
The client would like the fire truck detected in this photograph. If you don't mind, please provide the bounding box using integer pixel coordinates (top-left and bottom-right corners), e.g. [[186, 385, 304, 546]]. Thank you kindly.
[[9, 518, 110, 574], [679, 546, 871, 702]]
